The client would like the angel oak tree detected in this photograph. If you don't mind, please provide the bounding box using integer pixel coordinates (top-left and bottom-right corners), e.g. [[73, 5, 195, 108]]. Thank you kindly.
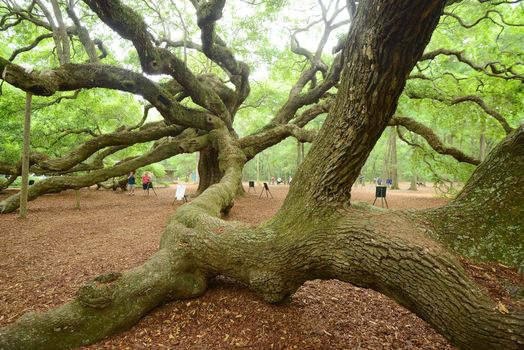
[[0, 0, 519, 211], [0, 1, 523, 350]]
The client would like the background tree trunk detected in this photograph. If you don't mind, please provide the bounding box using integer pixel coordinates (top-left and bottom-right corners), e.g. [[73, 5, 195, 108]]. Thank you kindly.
[[479, 115, 487, 161], [381, 138, 390, 183], [408, 135, 418, 191], [408, 172, 418, 190], [389, 128, 400, 189], [256, 154, 260, 183], [19, 92, 32, 218]]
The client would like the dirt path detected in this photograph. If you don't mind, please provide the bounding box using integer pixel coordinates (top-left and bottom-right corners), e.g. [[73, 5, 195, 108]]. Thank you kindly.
[[0, 183, 454, 349]]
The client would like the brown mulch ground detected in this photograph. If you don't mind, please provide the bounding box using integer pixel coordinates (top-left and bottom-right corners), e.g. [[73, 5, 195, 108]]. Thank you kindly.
[[0, 183, 461, 349]]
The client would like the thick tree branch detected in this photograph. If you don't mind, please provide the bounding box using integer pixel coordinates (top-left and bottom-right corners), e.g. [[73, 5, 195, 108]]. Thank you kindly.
[[0, 57, 218, 130], [35, 122, 185, 173], [82, 0, 232, 125], [238, 96, 333, 160], [271, 53, 344, 125], [0, 131, 209, 213], [240, 124, 317, 160], [0, 173, 17, 190], [293, 96, 334, 127], [193, 0, 251, 107], [389, 116, 481, 165]]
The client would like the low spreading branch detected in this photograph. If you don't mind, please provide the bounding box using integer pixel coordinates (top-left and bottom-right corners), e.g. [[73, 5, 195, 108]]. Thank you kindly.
[[36, 122, 185, 173], [0, 131, 209, 213]]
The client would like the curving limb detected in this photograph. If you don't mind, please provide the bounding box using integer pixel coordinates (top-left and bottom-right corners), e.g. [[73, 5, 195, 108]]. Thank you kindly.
[[82, 0, 232, 125], [450, 95, 515, 134], [192, 0, 251, 107], [240, 124, 317, 160], [0, 57, 219, 130], [389, 116, 481, 165], [420, 48, 524, 82], [0, 131, 209, 213], [8, 33, 54, 61], [406, 91, 515, 134]]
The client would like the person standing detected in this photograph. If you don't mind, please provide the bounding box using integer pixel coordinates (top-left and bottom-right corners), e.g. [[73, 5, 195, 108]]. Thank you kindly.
[[141, 172, 151, 195], [146, 172, 157, 196], [127, 171, 136, 195]]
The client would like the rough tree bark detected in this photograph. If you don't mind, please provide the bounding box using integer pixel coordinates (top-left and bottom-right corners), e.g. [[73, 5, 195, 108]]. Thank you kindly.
[[424, 124, 524, 270], [196, 146, 223, 194], [0, 2, 522, 350]]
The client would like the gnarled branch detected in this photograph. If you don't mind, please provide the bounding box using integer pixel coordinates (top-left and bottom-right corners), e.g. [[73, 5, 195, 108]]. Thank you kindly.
[[389, 116, 481, 165]]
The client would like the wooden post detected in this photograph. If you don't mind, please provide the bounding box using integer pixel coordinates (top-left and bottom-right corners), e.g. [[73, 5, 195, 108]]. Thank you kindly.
[[20, 92, 32, 218]]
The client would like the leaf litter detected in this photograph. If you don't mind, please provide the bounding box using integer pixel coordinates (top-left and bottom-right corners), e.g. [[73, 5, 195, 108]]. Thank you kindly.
[[1, 183, 516, 349]]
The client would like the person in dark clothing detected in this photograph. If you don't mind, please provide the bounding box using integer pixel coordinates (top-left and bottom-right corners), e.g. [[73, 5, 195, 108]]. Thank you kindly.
[[127, 171, 136, 195]]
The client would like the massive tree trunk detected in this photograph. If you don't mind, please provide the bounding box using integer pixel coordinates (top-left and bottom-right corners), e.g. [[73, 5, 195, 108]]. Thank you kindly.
[[196, 146, 224, 194], [424, 124, 524, 270], [1, 2, 522, 350], [408, 172, 418, 190]]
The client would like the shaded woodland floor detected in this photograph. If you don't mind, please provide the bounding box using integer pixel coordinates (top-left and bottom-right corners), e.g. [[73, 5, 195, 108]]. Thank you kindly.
[[0, 183, 457, 349]]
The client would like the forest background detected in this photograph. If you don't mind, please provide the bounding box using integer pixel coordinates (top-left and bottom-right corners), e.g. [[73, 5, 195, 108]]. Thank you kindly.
[[1, 0, 522, 194]]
